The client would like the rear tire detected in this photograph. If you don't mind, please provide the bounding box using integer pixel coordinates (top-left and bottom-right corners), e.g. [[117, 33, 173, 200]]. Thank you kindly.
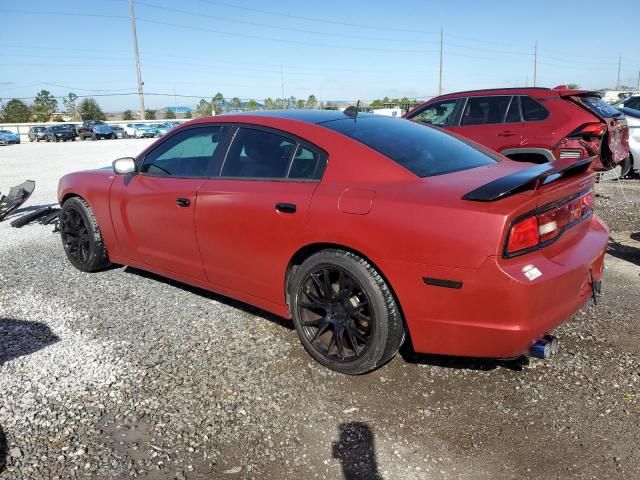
[[59, 197, 111, 273], [290, 249, 404, 374]]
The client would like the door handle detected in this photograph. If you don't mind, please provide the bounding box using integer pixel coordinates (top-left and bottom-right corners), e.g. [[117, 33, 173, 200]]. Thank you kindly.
[[275, 202, 296, 214], [497, 131, 516, 137], [176, 197, 191, 207]]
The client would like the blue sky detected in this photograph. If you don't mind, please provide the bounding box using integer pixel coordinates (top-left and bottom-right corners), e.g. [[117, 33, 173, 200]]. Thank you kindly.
[[1, 0, 639, 111]]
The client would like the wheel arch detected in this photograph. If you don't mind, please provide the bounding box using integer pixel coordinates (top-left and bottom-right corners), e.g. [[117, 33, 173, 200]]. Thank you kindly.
[[284, 242, 407, 330]]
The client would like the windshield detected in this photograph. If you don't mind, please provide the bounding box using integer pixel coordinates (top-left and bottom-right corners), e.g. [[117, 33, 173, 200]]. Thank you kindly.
[[321, 116, 498, 177]]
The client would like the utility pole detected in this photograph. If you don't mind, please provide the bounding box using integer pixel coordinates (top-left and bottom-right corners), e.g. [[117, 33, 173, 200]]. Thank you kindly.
[[616, 55, 621, 90], [438, 27, 443, 96], [280, 64, 285, 103], [129, 0, 145, 120], [533, 41, 537, 87]]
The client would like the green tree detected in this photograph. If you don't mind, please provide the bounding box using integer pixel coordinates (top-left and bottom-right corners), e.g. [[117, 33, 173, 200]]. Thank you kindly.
[[32, 89, 58, 122], [62, 92, 78, 121], [369, 99, 384, 108], [305, 94, 318, 109], [296, 99, 305, 109], [229, 97, 242, 111], [566, 83, 581, 90], [122, 110, 134, 120], [212, 92, 225, 115], [77, 98, 106, 121], [263, 98, 275, 109], [195, 99, 212, 117], [1, 99, 31, 122], [246, 99, 259, 111], [145, 109, 157, 120], [184, 110, 192, 119], [164, 108, 176, 119]]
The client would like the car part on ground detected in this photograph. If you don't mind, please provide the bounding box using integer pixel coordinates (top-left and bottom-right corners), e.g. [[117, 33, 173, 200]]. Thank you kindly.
[[57, 111, 608, 374], [404, 86, 630, 172], [10, 207, 56, 228], [0, 180, 35, 221]]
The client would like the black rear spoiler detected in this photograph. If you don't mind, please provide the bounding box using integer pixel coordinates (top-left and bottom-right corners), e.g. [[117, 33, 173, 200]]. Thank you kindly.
[[462, 157, 594, 202]]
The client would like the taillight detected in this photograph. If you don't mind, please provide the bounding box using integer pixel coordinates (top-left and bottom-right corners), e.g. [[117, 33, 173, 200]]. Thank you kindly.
[[568, 122, 607, 138], [505, 191, 594, 256]]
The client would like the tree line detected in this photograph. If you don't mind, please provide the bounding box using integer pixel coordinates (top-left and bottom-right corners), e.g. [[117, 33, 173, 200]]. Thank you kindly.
[[0, 91, 108, 123]]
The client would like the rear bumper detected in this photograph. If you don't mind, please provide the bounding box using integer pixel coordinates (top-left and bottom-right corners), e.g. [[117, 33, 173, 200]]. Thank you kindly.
[[382, 215, 609, 358]]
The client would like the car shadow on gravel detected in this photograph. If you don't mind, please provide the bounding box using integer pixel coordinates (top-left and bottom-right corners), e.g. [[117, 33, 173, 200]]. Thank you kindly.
[[0, 317, 60, 365], [332, 422, 382, 480], [607, 233, 640, 267], [400, 342, 529, 372], [0, 424, 6, 474], [123, 267, 295, 330]]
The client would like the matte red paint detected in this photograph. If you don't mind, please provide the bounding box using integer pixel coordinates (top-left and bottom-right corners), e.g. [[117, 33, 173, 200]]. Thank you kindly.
[[58, 114, 609, 359]]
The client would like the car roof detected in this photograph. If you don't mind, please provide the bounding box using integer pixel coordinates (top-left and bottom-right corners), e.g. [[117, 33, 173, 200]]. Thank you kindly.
[[221, 109, 374, 124]]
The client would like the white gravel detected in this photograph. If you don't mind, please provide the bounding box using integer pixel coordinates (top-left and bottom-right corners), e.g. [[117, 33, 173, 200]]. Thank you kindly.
[[0, 141, 638, 479]]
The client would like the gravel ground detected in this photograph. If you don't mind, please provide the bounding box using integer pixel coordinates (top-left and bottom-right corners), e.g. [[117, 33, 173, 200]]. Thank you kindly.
[[1, 141, 638, 480]]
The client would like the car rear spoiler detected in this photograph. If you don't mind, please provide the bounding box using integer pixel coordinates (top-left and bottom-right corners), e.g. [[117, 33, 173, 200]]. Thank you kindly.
[[462, 157, 594, 202]]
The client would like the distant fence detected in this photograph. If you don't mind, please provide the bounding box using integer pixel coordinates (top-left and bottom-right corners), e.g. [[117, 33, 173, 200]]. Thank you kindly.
[[0, 120, 185, 142]]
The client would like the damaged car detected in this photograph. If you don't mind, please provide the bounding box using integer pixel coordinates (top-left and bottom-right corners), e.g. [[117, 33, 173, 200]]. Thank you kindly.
[[57, 111, 608, 374], [404, 86, 629, 173]]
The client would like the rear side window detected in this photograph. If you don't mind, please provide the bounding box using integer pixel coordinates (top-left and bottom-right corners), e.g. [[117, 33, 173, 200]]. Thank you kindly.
[[409, 99, 458, 126], [460, 96, 511, 126], [520, 96, 549, 121], [625, 97, 640, 110], [322, 116, 498, 177], [505, 97, 521, 123], [578, 96, 624, 118]]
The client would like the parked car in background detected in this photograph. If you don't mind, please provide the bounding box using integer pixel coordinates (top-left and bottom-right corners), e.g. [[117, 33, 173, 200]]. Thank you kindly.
[[619, 107, 640, 177], [152, 123, 172, 136], [57, 111, 607, 374], [613, 95, 640, 110], [111, 125, 125, 139], [404, 86, 630, 172], [124, 123, 156, 138], [78, 121, 115, 140], [0, 129, 20, 145], [28, 126, 47, 142], [44, 125, 76, 142]]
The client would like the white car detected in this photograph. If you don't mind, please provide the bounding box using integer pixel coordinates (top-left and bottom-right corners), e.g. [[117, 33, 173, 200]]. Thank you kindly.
[[124, 123, 156, 138], [619, 107, 640, 176]]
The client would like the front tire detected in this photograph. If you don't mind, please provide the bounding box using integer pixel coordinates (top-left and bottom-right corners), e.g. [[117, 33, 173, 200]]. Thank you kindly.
[[60, 197, 111, 272], [290, 249, 404, 374]]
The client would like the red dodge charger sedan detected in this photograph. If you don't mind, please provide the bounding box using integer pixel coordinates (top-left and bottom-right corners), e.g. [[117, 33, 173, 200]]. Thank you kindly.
[[58, 110, 608, 374]]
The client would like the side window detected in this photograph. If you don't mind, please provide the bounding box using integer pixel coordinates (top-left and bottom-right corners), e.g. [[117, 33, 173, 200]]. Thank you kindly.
[[287, 145, 325, 180], [222, 128, 296, 179], [520, 96, 549, 121], [626, 97, 640, 110], [141, 126, 224, 177], [460, 96, 511, 126], [505, 96, 521, 123], [410, 99, 458, 126]]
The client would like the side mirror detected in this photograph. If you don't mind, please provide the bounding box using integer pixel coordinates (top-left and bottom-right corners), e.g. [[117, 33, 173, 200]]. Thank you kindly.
[[113, 157, 136, 175]]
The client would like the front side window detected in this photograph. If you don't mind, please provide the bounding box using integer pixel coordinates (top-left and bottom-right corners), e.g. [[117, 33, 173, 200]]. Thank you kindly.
[[140, 126, 224, 177], [460, 96, 511, 126], [323, 116, 498, 177], [520, 96, 550, 121], [625, 97, 640, 110], [409, 99, 458, 126], [222, 128, 296, 179]]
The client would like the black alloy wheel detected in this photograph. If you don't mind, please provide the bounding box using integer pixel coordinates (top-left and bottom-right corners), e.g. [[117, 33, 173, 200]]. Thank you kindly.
[[59, 197, 110, 272], [291, 249, 405, 374], [296, 266, 374, 363]]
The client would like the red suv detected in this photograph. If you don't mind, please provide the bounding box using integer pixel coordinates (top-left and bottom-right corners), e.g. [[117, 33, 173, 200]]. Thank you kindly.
[[404, 86, 630, 171]]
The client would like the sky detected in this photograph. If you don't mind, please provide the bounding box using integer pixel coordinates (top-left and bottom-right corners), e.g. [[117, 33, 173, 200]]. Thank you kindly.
[[1, 0, 639, 112]]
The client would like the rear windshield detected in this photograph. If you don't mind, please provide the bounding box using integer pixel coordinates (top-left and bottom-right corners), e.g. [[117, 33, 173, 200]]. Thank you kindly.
[[321, 116, 498, 177], [578, 96, 622, 118]]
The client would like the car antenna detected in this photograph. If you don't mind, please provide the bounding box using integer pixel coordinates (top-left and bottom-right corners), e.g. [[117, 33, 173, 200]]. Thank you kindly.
[[344, 100, 360, 118]]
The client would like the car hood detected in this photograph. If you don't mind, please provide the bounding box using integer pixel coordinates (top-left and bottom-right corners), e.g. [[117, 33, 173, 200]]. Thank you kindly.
[[93, 124, 112, 133]]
